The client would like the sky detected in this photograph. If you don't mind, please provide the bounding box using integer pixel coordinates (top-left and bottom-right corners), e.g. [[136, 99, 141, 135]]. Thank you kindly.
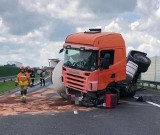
[[0, 0, 160, 67]]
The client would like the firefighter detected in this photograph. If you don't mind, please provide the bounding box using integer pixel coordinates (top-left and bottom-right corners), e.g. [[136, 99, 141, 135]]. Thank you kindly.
[[40, 68, 45, 86], [30, 68, 35, 87], [27, 67, 32, 75], [15, 66, 30, 103]]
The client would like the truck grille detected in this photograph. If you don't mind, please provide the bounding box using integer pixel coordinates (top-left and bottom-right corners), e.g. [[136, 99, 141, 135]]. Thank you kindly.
[[65, 73, 86, 91]]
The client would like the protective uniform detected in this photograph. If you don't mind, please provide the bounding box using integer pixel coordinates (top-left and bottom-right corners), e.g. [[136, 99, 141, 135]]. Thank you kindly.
[[30, 68, 35, 86], [15, 66, 30, 103], [40, 68, 45, 86]]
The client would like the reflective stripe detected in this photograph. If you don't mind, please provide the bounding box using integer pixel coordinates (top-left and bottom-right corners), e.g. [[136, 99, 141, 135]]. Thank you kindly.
[[17, 72, 29, 82], [17, 72, 29, 87], [23, 95, 26, 98], [19, 81, 29, 86]]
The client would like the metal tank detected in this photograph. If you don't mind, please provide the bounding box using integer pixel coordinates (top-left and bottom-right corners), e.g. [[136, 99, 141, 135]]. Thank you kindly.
[[52, 61, 66, 98]]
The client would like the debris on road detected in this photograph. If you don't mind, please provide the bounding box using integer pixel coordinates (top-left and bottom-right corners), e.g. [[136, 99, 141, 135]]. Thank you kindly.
[[73, 110, 78, 114], [0, 88, 93, 116], [136, 96, 144, 102], [135, 90, 160, 104]]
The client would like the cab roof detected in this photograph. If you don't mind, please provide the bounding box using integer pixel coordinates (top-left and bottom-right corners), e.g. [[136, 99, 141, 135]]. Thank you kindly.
[[65, 32, 125, 48]]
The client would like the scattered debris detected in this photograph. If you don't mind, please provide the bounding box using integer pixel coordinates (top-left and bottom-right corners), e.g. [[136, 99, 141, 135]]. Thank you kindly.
[[136, 96, 144, 102], [0, 88, 93, 116], [73, 110, 78, 114]]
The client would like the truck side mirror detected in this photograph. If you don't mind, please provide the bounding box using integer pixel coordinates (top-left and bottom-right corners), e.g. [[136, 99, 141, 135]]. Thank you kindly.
[[59, 48, 64, 53]]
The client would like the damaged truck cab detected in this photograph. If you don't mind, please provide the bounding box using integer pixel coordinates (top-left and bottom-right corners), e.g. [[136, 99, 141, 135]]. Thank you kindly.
[[59, 29, 151, 106]]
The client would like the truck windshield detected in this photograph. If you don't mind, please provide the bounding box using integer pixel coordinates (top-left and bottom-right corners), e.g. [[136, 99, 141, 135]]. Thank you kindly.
[[64, 48, 98, 71]]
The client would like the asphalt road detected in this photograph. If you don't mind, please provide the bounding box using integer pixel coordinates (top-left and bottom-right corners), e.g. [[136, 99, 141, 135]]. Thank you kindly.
[[25, 77, 52, 94], [136, 88, 160, 104], [0, 88, 160, 135]]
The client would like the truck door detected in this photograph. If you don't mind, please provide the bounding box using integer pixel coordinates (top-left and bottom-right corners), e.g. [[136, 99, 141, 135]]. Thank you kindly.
[[98, 50, 115, 90]]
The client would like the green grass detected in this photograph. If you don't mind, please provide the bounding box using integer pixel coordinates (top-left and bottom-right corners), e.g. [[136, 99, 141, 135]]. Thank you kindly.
[[35, 74, 40, 81], [0, 80, 17, 94]]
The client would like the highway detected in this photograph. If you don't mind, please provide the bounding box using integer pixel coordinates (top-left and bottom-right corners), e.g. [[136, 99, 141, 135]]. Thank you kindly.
[[0, 81, 160, 135]]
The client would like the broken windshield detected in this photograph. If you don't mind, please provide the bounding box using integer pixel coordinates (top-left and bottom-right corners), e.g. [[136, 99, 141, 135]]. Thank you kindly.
[[64, 48, 98, 71]]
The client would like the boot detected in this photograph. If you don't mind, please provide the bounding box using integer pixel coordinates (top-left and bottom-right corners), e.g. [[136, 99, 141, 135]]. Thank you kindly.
[[23, 95, 27, 103]]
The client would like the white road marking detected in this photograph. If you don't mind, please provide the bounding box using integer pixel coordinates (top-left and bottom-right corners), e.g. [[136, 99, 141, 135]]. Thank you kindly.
[[134, 96, 160, 108], [146, 101, 160, 108]]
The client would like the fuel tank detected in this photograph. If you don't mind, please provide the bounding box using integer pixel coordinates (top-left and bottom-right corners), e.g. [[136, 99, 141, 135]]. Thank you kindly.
[[52, 61, 66, 98]]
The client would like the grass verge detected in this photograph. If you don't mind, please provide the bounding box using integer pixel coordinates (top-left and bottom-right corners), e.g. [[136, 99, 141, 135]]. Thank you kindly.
[[0, 80, 17, 94]]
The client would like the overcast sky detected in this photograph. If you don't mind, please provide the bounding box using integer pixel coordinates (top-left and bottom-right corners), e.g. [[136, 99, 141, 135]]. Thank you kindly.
[[0, 0, 160, 67]]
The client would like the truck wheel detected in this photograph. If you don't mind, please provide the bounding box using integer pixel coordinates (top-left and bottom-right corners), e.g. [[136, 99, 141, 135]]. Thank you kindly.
[[120, 90, 136, 97], [127, 50, 151, 73], [82, 94, 96, 107], [127, 91, 136, 97], [120, 84, 136, 97]]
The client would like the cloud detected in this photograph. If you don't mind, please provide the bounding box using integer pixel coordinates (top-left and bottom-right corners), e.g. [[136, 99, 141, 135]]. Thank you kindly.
[[101, 0, 160, 57], [130, 21, 140, 30], [104, 20, 122, 32], [135, 0, 160, 37], [0, 40, 64, 67], [2, 8, 46, 35], [0, 17, 9, 34], [20, 0, 95, 24], [39, 41, 64, 66], [79, 0, 137, 17], [46, 20, 76, 41], [0, 0, 159, 67]]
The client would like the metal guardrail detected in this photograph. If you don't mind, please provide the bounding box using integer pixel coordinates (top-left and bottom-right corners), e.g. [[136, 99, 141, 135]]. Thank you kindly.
[[0, 76, 16, 83], [137, 80, 160, 89]]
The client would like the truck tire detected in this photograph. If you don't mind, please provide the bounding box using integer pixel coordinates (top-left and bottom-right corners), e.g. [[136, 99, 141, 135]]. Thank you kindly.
[[119, 83, 136, 97], [120, 89, 136, 97], [127, 91, 136, 97], [127, 50, 151, 73]]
